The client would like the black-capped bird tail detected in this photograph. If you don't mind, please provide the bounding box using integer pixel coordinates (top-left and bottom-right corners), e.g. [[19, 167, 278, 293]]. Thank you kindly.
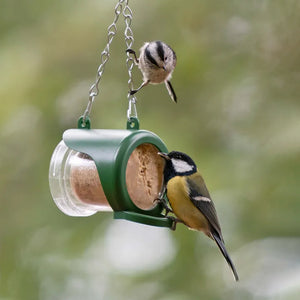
[[165, 80, 177, 103], [212, 231, 239, 281]]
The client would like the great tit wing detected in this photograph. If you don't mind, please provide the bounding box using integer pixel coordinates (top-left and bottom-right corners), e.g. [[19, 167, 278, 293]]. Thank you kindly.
[[186, 172, 211, 198], [186, 174, 223, 241]]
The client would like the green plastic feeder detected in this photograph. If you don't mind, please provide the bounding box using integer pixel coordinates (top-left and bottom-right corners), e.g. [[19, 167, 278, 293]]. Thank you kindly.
[[49, 117, 172, 228]]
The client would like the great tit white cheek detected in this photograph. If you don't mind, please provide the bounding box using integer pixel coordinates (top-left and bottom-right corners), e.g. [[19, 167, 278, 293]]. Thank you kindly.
[[171, 158, 194, 173]]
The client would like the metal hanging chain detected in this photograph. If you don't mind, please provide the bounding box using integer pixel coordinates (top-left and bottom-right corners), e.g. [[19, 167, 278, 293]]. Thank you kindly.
[[81, 0, 138, 126], [81, 0, 125, 126], [123, 1, 138, 120]]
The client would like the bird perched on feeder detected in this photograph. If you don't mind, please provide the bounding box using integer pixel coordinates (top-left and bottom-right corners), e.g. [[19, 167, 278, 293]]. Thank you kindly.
[[157, 151, 239, 281], [126, 41, 177, 102]]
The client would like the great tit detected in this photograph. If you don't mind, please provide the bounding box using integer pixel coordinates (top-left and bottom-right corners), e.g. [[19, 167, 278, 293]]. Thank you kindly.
[[126, 41, 177, 102], [158, 151, 239, 281]]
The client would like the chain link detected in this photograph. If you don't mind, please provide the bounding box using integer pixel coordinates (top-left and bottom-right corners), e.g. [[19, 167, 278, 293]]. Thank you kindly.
[[81, 0, 137, 126], [123, 0, 138, 120]]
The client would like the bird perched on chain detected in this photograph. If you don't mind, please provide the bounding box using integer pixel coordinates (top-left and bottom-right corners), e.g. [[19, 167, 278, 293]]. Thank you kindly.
[[157, 151, 239, 281], [126, 41, 177, 102]]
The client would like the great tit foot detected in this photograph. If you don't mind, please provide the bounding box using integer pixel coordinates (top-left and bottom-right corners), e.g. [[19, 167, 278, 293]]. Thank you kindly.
[[153, 197, 173, 216], [167, 216, 184, 231]]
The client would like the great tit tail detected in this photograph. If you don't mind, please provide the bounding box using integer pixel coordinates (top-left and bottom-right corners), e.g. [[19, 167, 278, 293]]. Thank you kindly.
[[212, 231, 239, 281]]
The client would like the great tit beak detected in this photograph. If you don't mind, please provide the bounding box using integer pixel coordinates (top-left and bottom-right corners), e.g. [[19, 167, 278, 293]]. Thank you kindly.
[[158, 152, 170, 160]]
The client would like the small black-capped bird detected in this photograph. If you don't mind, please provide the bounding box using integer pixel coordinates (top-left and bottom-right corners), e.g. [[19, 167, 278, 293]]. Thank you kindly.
[[126, 41, 177, 102], [157, 151, 239, 281]]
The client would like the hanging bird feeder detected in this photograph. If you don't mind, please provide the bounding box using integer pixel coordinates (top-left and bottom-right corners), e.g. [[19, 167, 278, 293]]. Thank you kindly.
[[49, 0, 173, 228]]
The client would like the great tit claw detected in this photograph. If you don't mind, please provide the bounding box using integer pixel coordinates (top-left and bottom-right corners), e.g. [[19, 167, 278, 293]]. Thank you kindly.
[[167, 216, 184, 231], [154, 197, 173, 216]]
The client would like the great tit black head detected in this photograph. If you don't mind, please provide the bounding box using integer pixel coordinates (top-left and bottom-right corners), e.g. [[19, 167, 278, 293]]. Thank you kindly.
[[158, 151, 197, 182]]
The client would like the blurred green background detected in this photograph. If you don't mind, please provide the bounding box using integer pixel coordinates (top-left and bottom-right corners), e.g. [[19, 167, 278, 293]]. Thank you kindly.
[[1, 0, 300, 299]]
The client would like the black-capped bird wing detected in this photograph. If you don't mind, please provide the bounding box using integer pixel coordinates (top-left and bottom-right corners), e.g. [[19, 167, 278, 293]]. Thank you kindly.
[[186, 173, 223, 242]]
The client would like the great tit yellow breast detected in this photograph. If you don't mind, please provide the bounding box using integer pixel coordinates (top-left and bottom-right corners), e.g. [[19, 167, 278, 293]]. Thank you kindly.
[[166, 176, 209, 232]]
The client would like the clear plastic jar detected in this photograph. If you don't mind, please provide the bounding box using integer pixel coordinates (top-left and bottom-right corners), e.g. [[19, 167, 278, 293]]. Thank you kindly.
[[49, 141, 112, 216]]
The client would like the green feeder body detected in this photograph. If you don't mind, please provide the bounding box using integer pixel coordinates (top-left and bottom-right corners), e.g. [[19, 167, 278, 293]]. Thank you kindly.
[[49, 117, 173, 228]]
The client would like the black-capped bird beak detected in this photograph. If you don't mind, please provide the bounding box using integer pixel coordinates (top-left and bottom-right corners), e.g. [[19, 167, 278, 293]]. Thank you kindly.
[[158, 152, 170, 160]]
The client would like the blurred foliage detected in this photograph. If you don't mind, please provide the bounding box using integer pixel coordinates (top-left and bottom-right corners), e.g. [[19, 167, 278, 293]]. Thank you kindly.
[[0, 0, 300, 299]]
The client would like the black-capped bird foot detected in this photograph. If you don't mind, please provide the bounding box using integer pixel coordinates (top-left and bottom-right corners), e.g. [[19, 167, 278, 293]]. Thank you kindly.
[[126, 49, 139, 64], [129, 89, 138, 96], [128, 80, 150, 97]]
